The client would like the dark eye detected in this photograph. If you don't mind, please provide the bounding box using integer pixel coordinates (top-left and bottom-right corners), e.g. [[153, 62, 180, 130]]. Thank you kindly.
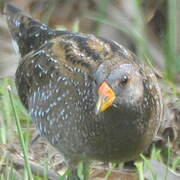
[[121, 75, 128, 85]]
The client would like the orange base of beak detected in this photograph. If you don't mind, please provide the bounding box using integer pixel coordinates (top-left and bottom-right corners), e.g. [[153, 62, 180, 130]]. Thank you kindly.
[[95, 82, 116, 114]]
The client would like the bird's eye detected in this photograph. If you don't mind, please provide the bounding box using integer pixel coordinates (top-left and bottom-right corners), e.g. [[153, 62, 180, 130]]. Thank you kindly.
[[120, 75, 128, 85]]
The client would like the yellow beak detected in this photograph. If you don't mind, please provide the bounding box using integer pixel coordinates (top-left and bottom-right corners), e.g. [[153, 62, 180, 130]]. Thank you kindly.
[[95, 82, 116, 115]]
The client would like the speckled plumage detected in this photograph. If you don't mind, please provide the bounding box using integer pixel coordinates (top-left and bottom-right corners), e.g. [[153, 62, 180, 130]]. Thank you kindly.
[[6, 4, 163, 178]]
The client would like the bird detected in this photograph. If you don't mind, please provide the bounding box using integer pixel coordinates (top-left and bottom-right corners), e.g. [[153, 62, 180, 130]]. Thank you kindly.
[[5, 4, 163, 180]]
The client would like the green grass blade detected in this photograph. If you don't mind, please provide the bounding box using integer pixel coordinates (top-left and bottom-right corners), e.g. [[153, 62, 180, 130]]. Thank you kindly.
[[135, 161, 144, 180], [165, 0, 177, 80], [104, 163, 116, 180], [7, 86, 33, 180]]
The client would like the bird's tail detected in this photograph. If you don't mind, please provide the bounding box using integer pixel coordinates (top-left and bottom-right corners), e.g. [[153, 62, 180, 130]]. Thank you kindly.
[[5, 4, 55, 57]]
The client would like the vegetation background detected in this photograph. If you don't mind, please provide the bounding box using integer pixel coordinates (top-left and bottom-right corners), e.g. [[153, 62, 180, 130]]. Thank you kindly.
[[0, 0, 180, 179]]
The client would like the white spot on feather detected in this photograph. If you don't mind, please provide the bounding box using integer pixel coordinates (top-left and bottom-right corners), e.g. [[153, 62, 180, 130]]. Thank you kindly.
[[12, 40, 19, 55]]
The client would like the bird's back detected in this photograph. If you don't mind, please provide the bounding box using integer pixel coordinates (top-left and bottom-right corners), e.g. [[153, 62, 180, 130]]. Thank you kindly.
[[5, 3, 137, 112]]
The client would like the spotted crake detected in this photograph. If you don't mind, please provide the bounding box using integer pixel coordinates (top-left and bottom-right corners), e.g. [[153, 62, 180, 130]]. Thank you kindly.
[[5, 4, 163, 180]]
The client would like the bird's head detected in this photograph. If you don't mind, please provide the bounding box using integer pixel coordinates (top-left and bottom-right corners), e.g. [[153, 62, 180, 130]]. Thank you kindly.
[[95, 60, 144, 114]]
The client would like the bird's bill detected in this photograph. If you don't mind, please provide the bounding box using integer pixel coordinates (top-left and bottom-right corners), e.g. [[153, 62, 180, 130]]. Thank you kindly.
[[95, 82, 116, 114]]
